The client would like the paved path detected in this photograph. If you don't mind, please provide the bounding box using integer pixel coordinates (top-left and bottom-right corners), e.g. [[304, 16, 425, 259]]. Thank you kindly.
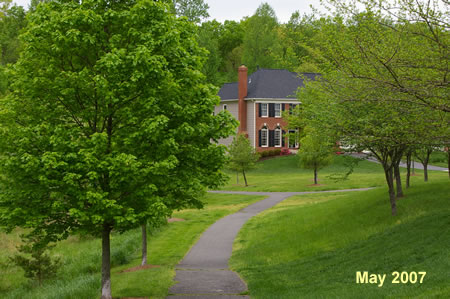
[[351, 153, 448, 172], [168, 188, 374, 298]]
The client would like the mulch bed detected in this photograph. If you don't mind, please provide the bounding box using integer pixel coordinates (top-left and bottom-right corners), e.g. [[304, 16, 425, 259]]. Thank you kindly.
[[119, 264, 160, 274], [168, 218, 185, 223], [307, 184, 326, 187]]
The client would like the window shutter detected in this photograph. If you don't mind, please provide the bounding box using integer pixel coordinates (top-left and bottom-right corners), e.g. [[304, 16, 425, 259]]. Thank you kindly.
[[282, 130, 286, 147], [258, 103, 262, 117], [269, 130, 274, 147], [269, 103, 275, 117], [282, 104, 285, 112], [258, 130, 262, 147]]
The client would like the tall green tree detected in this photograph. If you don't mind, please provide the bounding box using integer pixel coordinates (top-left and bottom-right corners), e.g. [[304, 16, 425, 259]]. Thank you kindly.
[[228, 134, 259, 187], [218, 20, 244, 83], [172, 0, 209, 23], [197, 20, 224, 86], [0, 1, 235, 298], [297, 127, 334, 185], [242, 3, 280, 72], [0, 1, 27, 94]]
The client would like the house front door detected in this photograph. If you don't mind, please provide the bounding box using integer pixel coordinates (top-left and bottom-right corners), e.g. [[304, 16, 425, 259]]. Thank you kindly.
[[288, 130, 298, 148]]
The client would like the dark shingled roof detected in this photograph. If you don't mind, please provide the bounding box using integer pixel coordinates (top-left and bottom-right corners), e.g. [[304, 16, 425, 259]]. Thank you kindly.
[[218, 68, 320, 100]]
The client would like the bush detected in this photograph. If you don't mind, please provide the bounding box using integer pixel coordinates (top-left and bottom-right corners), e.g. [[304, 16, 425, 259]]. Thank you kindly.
[[260, 149, 283, 158], [281, 149, 291, 156], [429, 151, 447, 164], [260, 150, 270, 158], [271, 149, 281, 156]]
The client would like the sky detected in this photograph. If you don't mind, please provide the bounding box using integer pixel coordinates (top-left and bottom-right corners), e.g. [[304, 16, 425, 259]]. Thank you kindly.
[[12, 0, 326, 23]]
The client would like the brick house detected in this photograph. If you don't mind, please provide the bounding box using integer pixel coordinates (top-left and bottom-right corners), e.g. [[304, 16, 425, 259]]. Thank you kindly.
[[215, 65, 319, 151]]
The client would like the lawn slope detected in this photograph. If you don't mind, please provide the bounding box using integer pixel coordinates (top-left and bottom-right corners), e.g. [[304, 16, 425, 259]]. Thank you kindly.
[[230, 180, 450, 298]]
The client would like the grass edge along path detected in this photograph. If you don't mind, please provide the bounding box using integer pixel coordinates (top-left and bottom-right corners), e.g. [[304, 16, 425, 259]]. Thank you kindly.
[[229, 180, 450, 298], [0, 193, 265, 299]]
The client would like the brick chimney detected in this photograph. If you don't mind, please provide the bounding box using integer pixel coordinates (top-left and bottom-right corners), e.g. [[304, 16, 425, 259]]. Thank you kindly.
[[238, 65, 248, 134]]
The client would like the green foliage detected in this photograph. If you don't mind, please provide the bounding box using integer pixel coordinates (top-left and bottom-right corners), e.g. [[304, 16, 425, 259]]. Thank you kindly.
[[228, 134, 259, 173], [172, 0, 209, 23], [0, 0, 235, 237], [260, 149, 282, 158], [10, 232, 61, 286], [242, 3, 280, 72]]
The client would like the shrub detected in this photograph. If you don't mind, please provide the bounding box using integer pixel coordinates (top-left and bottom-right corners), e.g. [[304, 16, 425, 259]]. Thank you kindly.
[[271, 149, 281, 156], [260, 150, 270, 158], [281, 149, 291, 156]]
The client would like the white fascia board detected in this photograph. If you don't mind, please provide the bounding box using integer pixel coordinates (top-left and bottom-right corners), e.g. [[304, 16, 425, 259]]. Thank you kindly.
[[220, 99, 238, 102], [249, 98, 301, 103]]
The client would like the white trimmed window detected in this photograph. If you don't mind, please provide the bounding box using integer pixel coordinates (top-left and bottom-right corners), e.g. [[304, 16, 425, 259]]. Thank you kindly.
[[275, 127, 282, 147], [261, 103, 268, 117], [223, 104, 227, 111], [275, 103, 281, 117], [261, 127, 268, 147]]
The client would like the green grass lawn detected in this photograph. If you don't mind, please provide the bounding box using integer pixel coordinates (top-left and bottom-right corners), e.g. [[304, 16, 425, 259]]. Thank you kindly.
[[221, 154, 447, 192], [0, 193, 264, 299], [230, 179, 450, 298]]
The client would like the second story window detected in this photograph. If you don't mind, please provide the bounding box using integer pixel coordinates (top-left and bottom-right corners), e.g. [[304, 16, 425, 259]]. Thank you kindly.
[[275, 103, 281, 117], [261, 103, 268, 117]]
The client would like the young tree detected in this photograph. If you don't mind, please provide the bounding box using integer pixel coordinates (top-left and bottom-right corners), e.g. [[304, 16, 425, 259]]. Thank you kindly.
[[228, 134, 259, 187], [297, 128, 334, 185], [0, 1, 235, 298], [10, 231, 61, 286]]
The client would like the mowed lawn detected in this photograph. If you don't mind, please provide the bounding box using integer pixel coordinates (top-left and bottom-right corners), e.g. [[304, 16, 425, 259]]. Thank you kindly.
[[230, 179, 450, 298], [220, 154, 448, 192], [0, 193, 264, 299]]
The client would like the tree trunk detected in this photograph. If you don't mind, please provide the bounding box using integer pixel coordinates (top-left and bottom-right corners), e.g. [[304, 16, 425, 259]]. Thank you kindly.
[[242, 169, 248, 187], [236, 172, 239, 184], [415, 148, 432, 182], [383, 167, 397, 216], [394, 163, 403, 198], [101, 224, 112, 299], [412, 159, 415, 175], [314, 167, 318, 185], [406, 151, 411, 188], [447, 150, 450, 179], [141, 223, 147, 266]]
